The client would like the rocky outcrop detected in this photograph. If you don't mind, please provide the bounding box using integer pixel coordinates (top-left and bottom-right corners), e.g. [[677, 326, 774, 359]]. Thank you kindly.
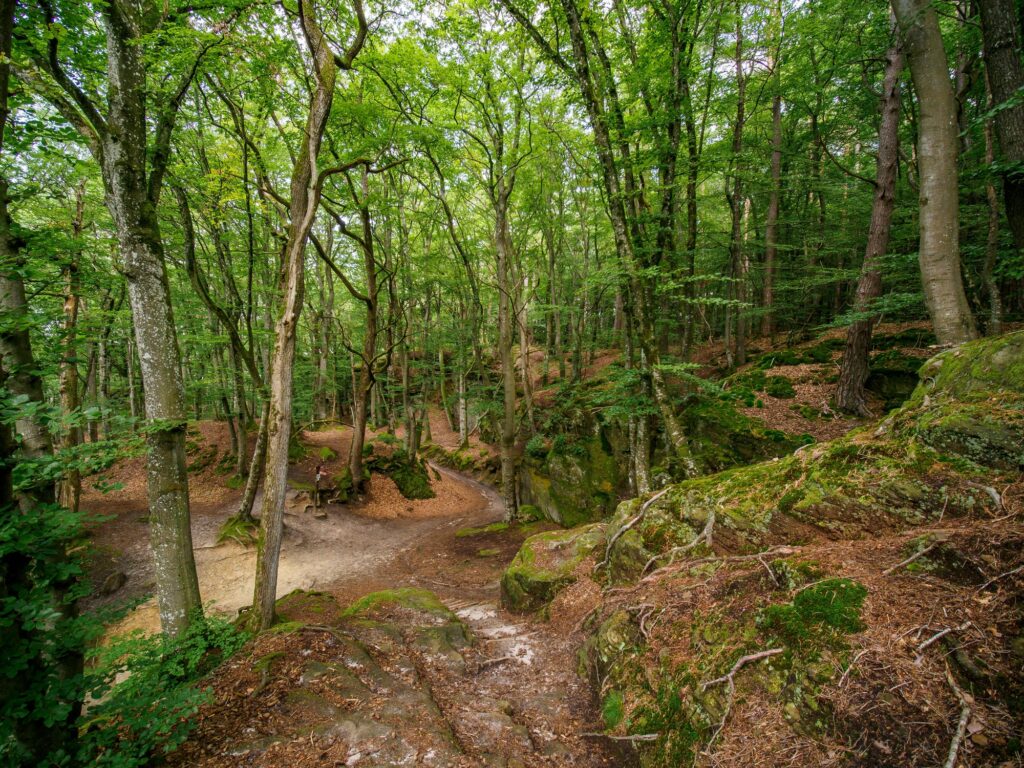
[[577, 331, 1024, 766], [499, 524, 606, 613]]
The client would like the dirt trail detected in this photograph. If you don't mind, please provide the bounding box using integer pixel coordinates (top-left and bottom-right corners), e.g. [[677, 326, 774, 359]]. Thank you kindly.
[[92, 426, 621, 765], [108, 462, 499, 636]]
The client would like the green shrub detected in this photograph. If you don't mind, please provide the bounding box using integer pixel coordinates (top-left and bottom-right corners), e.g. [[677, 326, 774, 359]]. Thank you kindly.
[[317, 446, 337, 461], [0, 501, 96, 767], [79, 614, 249, 767], [525, 434, 550, 460], [764, 376, 796, 398], [217, 514, 258, 546]]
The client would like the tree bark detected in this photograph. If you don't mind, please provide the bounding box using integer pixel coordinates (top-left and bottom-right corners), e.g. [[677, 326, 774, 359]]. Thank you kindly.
[[251, 0, 355, 632], [836, 40, 903, 415], [496, 184, 519, 520], [763, 3, 783, 338], [58, 182, 86, 513], [978, 0, 1024, 251], [892, 0, 978, 343]]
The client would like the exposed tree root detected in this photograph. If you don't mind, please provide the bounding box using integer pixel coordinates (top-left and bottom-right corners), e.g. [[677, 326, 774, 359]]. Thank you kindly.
[[600, 487, 670, 569], [641, 507, 716, 575], [700, 648, 784, 748]]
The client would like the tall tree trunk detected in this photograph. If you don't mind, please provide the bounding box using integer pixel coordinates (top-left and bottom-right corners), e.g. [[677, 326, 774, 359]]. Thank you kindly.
[[496, 185, 518, 521], [100, 9, 202, 636], [836, 40, 903, 415], [726, 1, 747, 367], [59, 182, 86, 513], [978, 0, 1024, 251], [892, 0, 978, 343], [983, 70, 1004, 335], [346, 170, 379, 492], [251, 0, 364, 631], [763, 4, 783, 339]]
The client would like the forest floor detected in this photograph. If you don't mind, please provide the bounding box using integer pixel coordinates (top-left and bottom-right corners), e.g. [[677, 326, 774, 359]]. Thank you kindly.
[[78, 325, 991, 766], [82, 422, 625, 766]]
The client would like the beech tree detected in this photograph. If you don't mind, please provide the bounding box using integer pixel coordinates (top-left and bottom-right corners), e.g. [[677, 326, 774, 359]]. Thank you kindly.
[[892, 0, 978, 344], [19, 0, 222, 636], [250, 0, 367, 632]]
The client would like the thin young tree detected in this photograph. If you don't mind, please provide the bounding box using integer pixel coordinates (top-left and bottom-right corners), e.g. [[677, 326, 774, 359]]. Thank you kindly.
[[835, 35, 903, 415], [250, 0, 367, 632]]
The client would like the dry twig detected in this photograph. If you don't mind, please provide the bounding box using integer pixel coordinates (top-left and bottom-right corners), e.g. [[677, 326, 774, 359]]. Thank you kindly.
[[943, 668, 971, 768], [581, 732, 660, 742], [976, 563, 1024, 593], [882, 542, 938, 576], [916, 622, 971, 659]]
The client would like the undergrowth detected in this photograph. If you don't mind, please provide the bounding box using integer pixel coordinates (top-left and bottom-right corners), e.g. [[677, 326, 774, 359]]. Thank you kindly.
[[80, 613, 248, 767]]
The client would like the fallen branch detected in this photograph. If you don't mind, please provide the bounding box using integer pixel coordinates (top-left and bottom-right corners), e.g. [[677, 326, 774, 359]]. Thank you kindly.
[[640, 545, 800, 584], [600, 488, 670, 569], [757, 554, 780, 587], [882, 542, 938, 576], [976, 563, 1024, 593], [700, 648, 784, 748], [581, 732, 660, 742], [916, 622, 971, 657], [943, 668, 971, 768], [641, 507, 716, 576]]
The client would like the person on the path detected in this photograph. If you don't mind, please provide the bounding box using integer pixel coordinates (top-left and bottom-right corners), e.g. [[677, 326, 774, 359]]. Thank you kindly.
[[314, 463, 324, 513]]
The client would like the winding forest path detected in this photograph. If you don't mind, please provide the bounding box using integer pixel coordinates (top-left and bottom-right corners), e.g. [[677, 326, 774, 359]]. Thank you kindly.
[[90, 424, 624, 766]]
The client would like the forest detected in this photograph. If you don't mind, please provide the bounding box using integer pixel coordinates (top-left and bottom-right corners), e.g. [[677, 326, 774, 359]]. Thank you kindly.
[[1, 0, 1023, 765]]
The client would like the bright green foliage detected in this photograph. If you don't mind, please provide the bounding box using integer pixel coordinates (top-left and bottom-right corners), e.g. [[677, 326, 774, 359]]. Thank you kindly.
[[365, 445, 435, 500], [79, 615, 248, 767], [0, 503, 95, 767]]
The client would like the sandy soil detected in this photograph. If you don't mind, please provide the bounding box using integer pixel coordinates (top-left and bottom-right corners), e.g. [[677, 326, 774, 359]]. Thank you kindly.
[[96, 428, 498, 635]]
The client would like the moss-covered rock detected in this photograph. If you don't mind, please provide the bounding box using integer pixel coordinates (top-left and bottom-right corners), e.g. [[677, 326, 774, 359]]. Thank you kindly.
[[365, 445, 436, 499], [883, 331, 1024, 470], [342, 587, 455, 623], [680, 395, 811, 475], [500, 523, 606, 612], [519, 437, 621, 526], [607, 333, 1024, 574], [419, 442, 501, 485]]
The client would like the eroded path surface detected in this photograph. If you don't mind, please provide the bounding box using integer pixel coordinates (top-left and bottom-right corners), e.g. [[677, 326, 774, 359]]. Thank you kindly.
[[90, 426, 625, 767]]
